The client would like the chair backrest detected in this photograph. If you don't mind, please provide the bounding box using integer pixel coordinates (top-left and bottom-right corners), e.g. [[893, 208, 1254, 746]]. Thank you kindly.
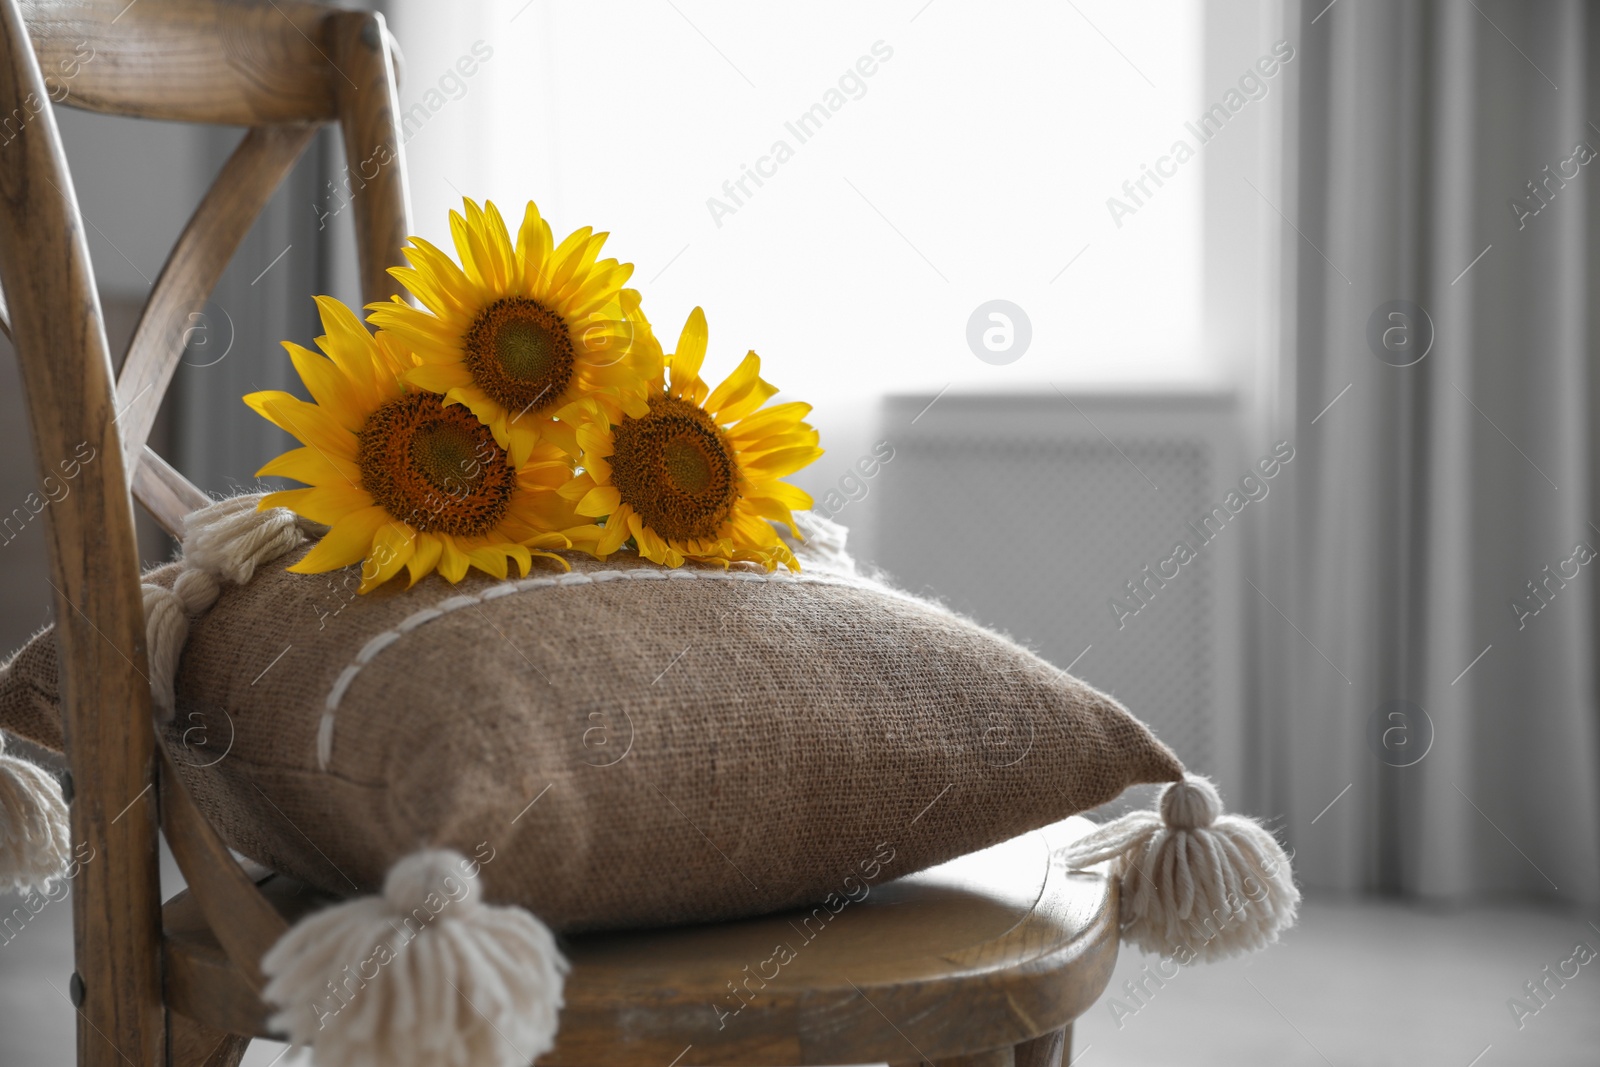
[[0, 2, 410, 1062]]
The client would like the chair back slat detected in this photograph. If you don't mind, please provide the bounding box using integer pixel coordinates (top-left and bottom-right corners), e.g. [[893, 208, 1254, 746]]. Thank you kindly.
[[20, 0, 341, 124], [327, 8, 411, 305], [133, 444, 210, 534]]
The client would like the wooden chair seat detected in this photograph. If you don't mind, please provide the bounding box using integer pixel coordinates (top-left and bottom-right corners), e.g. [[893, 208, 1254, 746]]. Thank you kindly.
[[162, 816, 1117, 1067]]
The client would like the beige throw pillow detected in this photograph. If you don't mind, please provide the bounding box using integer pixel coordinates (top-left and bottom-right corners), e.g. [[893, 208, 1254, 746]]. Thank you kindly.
[[0, 520, 1182, 931]]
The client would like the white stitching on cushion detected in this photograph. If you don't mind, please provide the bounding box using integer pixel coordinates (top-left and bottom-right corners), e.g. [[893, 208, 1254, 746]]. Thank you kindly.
[[313, 566, 880, 769]]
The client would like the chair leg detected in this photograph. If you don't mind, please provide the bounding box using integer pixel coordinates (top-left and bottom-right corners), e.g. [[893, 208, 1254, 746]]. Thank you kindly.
[[894, 1026, 1069, 1067], [166, 1012, 250, 1067], [1015, 1026, 1069, 1067], [924, 1049, 1016, 1067]]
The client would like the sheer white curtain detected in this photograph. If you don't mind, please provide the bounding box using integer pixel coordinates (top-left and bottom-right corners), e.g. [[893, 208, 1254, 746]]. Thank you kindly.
[[1253, 0, 1600, 903]]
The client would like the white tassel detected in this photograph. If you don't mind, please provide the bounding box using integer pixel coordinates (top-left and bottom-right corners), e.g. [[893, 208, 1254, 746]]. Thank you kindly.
[[182, 494, 307, 586], [787, 510, 857, 576], [0, 730, 71, 893], [1059, 774, 1299, 963], [141, 495, 308, 720], [262, 849, 569, 1067]]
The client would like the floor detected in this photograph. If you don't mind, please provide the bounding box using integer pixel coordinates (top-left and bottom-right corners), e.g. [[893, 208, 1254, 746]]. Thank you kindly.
[[1073, 899, 1598, 1067], [2, 888, 1594, 1066]]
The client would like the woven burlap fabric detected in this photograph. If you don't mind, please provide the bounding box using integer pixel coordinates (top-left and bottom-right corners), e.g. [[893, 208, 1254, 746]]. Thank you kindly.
[[0, 546, 1182, 932]]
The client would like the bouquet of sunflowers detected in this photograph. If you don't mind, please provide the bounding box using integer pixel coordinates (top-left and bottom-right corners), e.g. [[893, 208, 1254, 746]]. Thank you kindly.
[[245, 199, 821, 593]]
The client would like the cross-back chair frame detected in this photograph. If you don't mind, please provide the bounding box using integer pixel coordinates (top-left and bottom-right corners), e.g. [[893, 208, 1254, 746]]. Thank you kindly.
[[0, 2, 411, 1063]]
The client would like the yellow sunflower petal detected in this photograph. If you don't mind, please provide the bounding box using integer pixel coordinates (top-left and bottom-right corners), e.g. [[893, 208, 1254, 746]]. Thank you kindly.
[[259, 483, 373, 526], [634, 525, 673, 566], [243, 389, 303, 433], [505, 541, 536, 577], [478, 200, 518, 290], [254, 394, 359, 461], [575, 422, 614, 459], [595, 505, 634, 555], [558, 472, 596, 503], [256, 445, 361, 489], [746, 479, 813, 511], [405, 533, 444, 587], [567, 261, 635, 318], [358, 522, 417, 593], [506, 419, 542, 468], [542, 419, 582, 461], [515, 201, 555, 291], [288, 506, 393, 574], [524, 530, 571, 551], [739, 494, 804, 537], [312, 295, 387, 389], [725, 401, 813, 441], [444, 385, 513, 449], [702, 354, 781, 424], [405, 361, 474, 395], [668, 307, 708, 399], [451, 206, 499, 293], [582, 452, 611, 484], [734, 426, 822, 457], [576, 485, 621, 518], [745, 445, 825, 478], [285, 343, 367, 431], [462, 543, 510, 581], [704, 352, 762, 415], [436, 536, 471, 583], [548, 226, 596, 292]]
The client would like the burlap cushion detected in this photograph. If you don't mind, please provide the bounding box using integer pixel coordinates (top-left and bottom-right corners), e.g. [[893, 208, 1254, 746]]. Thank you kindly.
[[0, 537, 1182, 932]]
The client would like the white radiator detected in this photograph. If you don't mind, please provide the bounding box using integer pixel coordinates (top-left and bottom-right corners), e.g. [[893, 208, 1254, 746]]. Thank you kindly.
[[864, 391, 1245, 805]]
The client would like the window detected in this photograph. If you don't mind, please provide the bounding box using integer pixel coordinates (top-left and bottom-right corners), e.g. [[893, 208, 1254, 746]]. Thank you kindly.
[[388, 1, 1205, 403]]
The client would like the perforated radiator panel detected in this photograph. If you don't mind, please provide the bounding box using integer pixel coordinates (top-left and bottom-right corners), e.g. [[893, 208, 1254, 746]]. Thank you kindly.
[[868, 393, 1243, 795]]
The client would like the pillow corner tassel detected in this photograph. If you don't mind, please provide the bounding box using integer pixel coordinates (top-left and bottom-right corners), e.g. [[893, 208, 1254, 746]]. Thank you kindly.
[[1059, 773, 1300, 964], [261, 848, 569, 1067], [0, 730, 71, 894], [143, 492, 310, 721]]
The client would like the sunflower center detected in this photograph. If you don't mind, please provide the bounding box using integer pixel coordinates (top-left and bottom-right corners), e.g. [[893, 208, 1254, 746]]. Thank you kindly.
[[357, 392, 515, 537], [412, 422, 481, 489], [662, 436, 715, 494], [463, 297, 575, 418], [610, 395, 739, 542]]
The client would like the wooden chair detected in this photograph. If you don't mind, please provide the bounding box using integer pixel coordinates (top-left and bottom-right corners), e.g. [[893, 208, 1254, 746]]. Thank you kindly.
[[0, 2, 1123, 1065]]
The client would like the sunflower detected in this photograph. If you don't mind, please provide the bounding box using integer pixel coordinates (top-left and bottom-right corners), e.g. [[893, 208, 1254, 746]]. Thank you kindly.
[[559, 307, 821, 571], [245, 296, 581, 592], [366, 198, 651, 468]]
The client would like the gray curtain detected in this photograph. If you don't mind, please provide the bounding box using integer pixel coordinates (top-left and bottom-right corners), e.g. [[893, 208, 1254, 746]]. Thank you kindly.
[[1255, 0, 1600, 903]]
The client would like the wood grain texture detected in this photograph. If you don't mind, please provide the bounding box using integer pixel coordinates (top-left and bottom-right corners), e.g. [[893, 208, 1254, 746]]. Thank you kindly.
[[163, 872, 335, 1038], [326, 9, 410, 306], [21, 0, 338, 124], [0, 1, 164, 1064], [0, 4, 415, 1065], [928, 1050, 1013, 1067], [1013, 1027, 1067, 1067], [166, 1011, 250, 1067], [132, 446, 210, 539], [158, 738, 289, 991], [545, 817, 1118, 1066], [115, 123, 316, 467], [161, 818, 1119, 1067]]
